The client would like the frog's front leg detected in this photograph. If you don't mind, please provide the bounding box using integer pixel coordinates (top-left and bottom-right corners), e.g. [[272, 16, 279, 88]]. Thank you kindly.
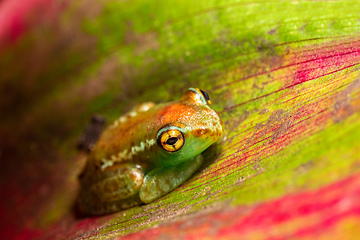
[[139, 155, 204, 203]]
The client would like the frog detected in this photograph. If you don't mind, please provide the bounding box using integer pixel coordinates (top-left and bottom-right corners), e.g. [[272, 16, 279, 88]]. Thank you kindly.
[[77, 88, 224, 215]]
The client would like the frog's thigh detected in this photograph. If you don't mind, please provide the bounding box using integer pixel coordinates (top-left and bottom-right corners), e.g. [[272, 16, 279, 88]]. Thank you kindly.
[[139, 155, 204, 203], [90, 166, 144, 202]]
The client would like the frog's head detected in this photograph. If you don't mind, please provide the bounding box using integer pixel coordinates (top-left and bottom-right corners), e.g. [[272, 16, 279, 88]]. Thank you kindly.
[[155, 88, 224, 166]]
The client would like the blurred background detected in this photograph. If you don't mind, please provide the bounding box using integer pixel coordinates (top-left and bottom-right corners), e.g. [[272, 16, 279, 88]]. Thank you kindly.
[[1, 0, 360, 239]]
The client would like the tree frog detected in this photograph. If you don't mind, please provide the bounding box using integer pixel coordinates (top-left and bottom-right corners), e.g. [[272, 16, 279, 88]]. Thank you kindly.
[[77, 88, 224, 215]]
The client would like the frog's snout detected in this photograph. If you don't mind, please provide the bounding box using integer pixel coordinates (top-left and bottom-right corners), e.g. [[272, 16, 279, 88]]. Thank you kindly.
[[193, 108, 224, 143]]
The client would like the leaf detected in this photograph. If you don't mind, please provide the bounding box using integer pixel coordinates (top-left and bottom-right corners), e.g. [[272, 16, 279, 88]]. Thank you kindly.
[[1, 0, 360, 239]]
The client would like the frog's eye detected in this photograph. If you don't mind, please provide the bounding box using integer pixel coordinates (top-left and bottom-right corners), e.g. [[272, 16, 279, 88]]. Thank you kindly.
[[199, 89, 211, 105], [157, 127, 185, 152], [184, 88, 212, 105]]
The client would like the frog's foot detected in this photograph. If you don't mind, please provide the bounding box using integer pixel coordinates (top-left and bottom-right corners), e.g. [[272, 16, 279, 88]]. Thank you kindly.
[[139, 155, 204, 203], [77, 114, 106, 152], [90, 166, 144, 202]]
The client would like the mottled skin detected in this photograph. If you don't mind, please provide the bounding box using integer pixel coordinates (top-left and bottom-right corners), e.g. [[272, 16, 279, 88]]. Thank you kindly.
[[78, 88, 224, 215]]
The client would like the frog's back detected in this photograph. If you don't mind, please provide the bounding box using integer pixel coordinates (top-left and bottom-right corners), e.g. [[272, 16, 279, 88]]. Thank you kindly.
[[89, 102, 165, 170]]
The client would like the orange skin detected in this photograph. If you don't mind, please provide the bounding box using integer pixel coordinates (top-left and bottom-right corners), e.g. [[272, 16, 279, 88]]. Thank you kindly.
[[77, 88, 224, 215]]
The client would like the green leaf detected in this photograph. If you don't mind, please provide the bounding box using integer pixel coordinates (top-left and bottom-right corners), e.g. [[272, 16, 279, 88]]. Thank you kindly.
[[1, 0, 360, 239]]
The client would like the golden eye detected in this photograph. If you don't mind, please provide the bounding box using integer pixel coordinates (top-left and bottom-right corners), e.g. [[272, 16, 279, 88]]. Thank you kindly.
[[157, 128, 185, 152], [199, 89, 211, 105], [185, 88, 212, 105]]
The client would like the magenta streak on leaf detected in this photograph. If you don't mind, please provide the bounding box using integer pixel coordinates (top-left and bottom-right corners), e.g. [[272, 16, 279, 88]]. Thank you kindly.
[[115, 173, 360, 240], [215, 174, 360, 239], [221, 84, 341, 152], [212, 39, 360, 91], [220, 104, 331, 162], [221, 61, 360, 114]]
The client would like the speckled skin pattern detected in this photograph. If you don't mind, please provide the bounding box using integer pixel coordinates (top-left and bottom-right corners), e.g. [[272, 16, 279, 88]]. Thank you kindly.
[[77, 88, 224, 215]]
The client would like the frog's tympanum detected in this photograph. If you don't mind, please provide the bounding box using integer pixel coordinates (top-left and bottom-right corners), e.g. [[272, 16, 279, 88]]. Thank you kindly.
[[77, 88, 224, 215]]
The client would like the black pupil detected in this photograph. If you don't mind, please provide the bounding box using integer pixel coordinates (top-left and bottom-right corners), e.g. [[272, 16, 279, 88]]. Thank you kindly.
[[200, 89, 210, 102], [166, 137, 178, 145]]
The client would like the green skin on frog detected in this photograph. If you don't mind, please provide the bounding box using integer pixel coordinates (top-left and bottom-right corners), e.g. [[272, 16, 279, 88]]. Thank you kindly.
[[77, 88, 224, 215]]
